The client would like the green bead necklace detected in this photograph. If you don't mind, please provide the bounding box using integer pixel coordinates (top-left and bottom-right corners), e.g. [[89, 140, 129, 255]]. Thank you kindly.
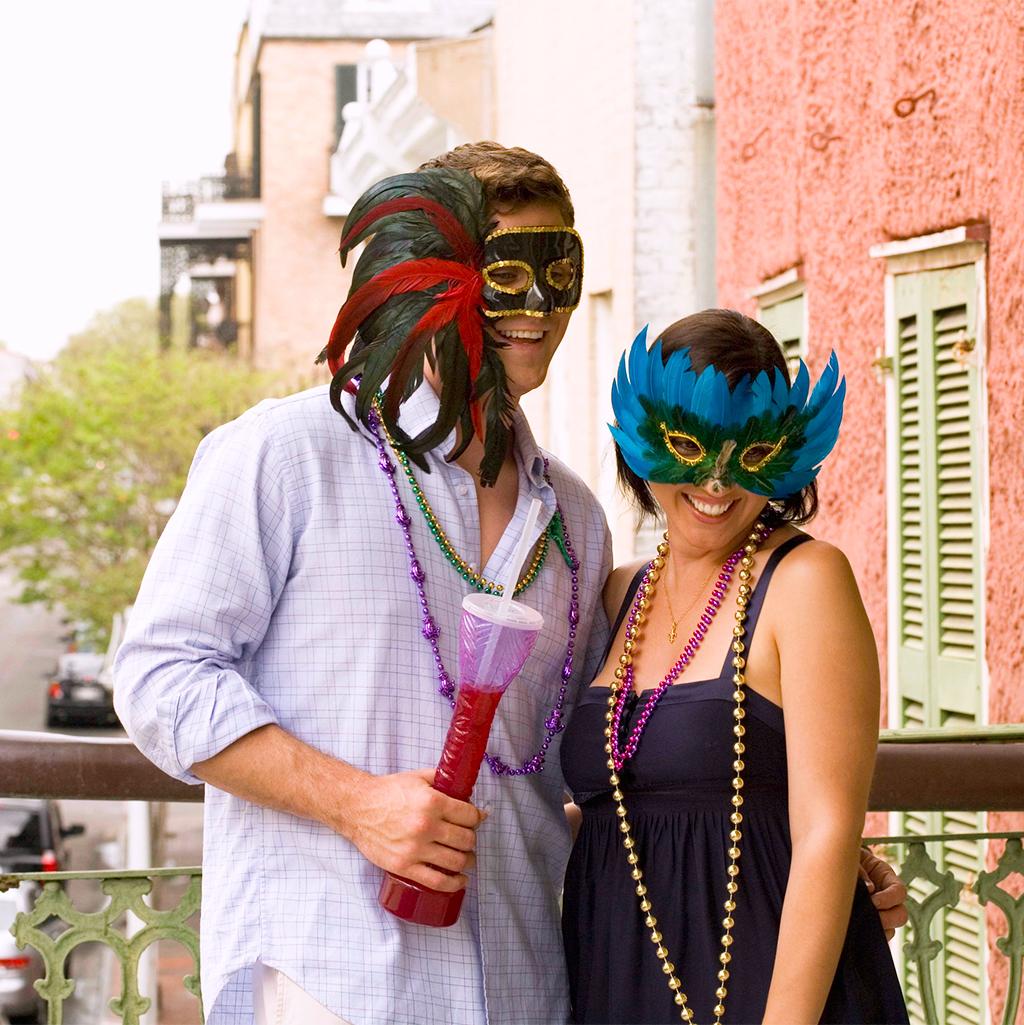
[[374, 400, 571, 596]]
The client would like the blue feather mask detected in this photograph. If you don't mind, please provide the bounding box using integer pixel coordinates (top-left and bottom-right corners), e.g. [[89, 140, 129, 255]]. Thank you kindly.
[[609, 326, 845, 498]]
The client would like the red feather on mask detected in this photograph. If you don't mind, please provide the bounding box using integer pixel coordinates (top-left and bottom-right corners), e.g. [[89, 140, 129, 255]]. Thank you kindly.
[[326, 258, 482, 375], [380, 265, 486, 435], [338, 196, 477, 265], [321, 166, 515, 487]]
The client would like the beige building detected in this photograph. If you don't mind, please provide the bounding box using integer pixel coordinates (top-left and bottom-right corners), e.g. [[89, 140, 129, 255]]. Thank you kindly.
[[158, 0, 493, 377], [493, 0, 715, 560]]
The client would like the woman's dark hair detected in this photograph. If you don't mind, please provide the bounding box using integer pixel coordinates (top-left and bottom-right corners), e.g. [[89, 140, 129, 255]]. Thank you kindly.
[[615, 308, 819, 527]]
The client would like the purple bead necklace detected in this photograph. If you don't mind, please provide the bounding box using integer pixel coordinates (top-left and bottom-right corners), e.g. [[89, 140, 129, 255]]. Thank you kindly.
[[610, 525, 772, 771], [367, 406, 581, 777]]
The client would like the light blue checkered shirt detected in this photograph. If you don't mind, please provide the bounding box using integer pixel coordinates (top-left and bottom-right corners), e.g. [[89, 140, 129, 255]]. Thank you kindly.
[[114, 382, 612, 1025]]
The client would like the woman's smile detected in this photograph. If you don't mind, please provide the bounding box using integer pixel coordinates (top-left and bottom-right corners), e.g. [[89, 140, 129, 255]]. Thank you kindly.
[[683, 492, 737, 521]]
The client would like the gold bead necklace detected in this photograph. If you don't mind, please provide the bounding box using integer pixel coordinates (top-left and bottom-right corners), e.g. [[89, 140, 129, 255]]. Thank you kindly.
[[604, 520, 770, 1023], [373, 398, 550, 595]]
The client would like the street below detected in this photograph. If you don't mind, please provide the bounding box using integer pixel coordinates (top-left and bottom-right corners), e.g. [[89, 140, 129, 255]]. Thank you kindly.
[[1, 574, 203, 1023]]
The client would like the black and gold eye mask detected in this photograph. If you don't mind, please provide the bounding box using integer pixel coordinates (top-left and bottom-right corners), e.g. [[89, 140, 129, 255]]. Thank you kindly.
[[481, 226, 584, 318]]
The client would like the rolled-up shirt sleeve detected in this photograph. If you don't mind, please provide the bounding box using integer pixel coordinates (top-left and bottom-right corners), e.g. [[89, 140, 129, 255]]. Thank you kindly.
[[114, 410, 293, 784]]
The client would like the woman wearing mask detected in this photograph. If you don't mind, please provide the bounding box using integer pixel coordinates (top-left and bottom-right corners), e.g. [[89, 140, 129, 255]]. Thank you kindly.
[[561, 310, 908, 1024]]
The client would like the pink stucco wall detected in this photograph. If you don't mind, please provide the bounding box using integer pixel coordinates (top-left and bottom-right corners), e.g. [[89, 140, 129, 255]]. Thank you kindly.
[[715, 3, 1024, 1015], [715, 0, 1024, 725]]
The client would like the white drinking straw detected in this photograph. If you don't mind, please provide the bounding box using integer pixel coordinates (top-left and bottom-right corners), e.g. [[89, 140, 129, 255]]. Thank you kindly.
[[498, 497, 543, 617]]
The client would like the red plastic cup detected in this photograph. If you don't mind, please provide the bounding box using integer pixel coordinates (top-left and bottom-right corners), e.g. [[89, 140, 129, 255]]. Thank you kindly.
[[379, 593, 543, 926]]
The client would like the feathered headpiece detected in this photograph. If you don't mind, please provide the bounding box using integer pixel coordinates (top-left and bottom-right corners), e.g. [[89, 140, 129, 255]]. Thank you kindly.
[[610, 326, 845, 498], [317, 168, 514, 486]]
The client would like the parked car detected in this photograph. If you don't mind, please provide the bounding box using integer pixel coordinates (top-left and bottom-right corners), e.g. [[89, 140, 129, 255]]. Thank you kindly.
[[45, 610, 132, 730], [0, 882, 46, 1023], [0, 803, 84, 1023], [0, 800, 82, 875], [45, 649, 116, 728]]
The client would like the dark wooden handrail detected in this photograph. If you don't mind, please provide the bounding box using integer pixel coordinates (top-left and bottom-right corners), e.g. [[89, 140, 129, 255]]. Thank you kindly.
[[2, 729, 1023, 810], [0, 730, 201, 802]]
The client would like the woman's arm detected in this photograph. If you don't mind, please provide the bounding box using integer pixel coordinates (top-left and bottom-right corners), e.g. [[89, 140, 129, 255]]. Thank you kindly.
[[564, 798, 582, 841], [761, 541, 880, 1024]]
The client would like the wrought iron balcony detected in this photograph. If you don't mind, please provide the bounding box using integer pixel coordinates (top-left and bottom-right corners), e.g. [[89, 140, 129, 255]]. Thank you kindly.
[[1, 727, 1022, 1025], [161, 175, 259, 223]]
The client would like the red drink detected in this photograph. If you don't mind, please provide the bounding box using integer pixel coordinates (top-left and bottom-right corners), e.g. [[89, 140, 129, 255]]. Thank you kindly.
[[378, 685, 503, 926], [379, 590, 543, 927], [434, 685, 503, 800]]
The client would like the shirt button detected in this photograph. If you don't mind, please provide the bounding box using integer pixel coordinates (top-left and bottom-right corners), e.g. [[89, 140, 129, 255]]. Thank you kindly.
[[457, 485, 469, 497]]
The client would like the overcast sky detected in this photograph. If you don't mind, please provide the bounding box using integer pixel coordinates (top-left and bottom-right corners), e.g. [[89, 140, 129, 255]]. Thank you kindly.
[[0, 0, 249, 360]]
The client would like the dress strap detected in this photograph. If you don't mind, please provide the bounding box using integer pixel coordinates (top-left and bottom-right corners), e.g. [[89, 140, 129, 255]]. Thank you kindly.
[[602, 564, 649, 665], [741, 533, 813, 648]]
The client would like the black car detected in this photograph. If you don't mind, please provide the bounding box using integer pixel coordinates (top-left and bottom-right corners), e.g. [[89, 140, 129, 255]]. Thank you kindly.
[[0, 801, 83, 1023], [0, 799, 83, 875], [45, 651, 118, 729]]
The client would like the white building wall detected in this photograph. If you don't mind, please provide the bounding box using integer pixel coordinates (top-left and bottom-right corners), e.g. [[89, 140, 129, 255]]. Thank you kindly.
[[630, 0, 716, 555], [633, 0, 716, 335], [492, 0, 638, 563]]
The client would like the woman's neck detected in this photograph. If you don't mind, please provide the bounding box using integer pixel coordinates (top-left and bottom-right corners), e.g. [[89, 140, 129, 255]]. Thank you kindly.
[[662, 518, 755, 568]]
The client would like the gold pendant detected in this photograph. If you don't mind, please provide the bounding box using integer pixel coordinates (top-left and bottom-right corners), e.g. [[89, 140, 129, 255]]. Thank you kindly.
[[668, 622, 677, 644]]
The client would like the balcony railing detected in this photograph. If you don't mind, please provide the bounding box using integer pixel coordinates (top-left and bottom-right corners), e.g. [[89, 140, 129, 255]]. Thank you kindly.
[[2, 728, 1023, 1025], [161, 174, 258, 223]]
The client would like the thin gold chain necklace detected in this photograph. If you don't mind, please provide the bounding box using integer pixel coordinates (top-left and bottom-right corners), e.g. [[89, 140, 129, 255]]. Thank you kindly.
[[604, 519, 770, 1023], [663, 558, 720, 644]]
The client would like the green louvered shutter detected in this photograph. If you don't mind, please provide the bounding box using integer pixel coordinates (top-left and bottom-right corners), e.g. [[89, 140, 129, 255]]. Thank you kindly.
[[892, 264, 986, 1025], [758, 292, 805, 380], [896, 308, 929, 732]]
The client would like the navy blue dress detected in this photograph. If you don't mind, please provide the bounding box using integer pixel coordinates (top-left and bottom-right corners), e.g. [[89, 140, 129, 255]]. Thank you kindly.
[[560, 536, 909, 1024]]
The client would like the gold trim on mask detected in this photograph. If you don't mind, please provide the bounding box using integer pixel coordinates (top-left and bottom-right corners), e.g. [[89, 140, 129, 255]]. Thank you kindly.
[[545, 258, 578, 291], [739, 436, 788, 472], [482, 259, 535, 295], [483, 304, 580, 319], [484, 225, 584, 243], [660, 423, 706, 466]]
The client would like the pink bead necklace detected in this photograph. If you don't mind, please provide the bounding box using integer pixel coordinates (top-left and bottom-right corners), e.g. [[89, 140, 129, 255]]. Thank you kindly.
[[610, 524, 773, 771]]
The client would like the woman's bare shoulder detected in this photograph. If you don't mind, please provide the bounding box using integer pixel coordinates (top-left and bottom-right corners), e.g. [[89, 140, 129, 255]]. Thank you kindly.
[[602, 557, 650, 623], [772, 533, 856, 587], [767, 532, 865, 628]]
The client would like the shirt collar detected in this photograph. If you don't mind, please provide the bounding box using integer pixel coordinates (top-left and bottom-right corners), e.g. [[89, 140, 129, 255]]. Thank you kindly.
[[397, 381, 549, 492]]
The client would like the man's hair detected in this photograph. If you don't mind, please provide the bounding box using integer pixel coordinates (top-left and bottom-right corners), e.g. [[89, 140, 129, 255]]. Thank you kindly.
[[419, 141, 575, 226]]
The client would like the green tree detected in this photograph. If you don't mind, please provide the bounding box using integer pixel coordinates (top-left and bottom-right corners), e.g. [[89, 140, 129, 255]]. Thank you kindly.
[[0, 299, 277, 642]]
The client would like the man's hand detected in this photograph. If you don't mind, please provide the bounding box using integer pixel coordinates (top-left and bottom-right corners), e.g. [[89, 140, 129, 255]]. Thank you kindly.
[[859, 847, 909, 940], [337, 768, 487, 892], [191, 727, 487, 892]]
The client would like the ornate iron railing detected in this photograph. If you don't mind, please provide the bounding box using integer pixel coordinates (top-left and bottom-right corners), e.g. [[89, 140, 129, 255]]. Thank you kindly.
[[161, 174, 258, 222], [1, 728, 1022, 1024], [0, 867, 202, 1025], [862, 831, 1024, 1025]]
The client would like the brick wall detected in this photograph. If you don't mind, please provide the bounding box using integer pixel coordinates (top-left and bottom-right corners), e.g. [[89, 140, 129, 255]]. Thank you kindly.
[[253, 38, 406, 378]]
